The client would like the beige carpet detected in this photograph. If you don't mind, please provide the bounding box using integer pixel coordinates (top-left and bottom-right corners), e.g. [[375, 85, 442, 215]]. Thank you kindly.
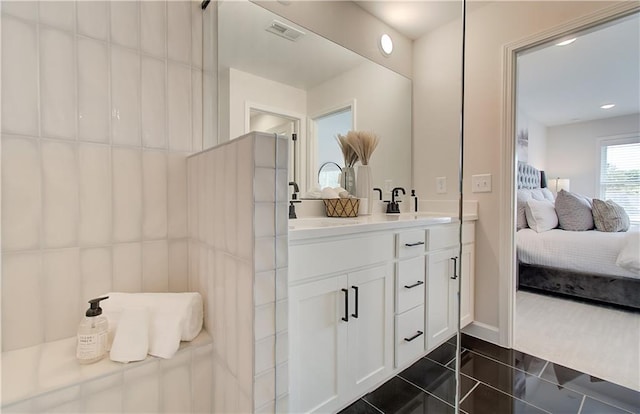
[[515, 290, 640, 391]]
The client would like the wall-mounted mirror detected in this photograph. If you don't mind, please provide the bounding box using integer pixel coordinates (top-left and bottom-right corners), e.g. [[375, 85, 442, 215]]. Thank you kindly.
[[217, 0, 412, 195]]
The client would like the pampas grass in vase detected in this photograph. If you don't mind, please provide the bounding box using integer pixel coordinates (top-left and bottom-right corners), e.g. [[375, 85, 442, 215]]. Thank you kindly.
[[350, 131, 379, 215], [336, 133, 359, 195]]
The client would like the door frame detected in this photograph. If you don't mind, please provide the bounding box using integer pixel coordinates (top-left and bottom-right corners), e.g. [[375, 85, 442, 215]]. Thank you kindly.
[[499, 2, 639, 348]]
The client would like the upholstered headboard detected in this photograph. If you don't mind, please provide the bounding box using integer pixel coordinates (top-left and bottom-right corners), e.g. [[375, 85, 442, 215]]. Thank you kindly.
[[517, 162, 546, 189]]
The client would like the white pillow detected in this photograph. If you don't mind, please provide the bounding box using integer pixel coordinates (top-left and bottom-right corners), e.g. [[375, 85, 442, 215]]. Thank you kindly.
[[525, 199, 558, 233]]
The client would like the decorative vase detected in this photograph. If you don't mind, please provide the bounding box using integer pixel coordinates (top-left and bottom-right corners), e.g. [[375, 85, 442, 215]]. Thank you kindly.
[[356, 165, 372, 215], [342, 166, 356, 195]]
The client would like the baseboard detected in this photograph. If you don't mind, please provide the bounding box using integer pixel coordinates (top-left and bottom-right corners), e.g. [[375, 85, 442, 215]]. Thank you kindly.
[[462, 321, 502, 346]]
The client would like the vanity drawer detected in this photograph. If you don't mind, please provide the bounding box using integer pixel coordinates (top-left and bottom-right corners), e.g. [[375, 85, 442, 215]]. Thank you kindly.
[[395, 305, 425, 368], [396, 256, 425, 314], [426, 223, 459, 251], [396, 230, 426, 258]]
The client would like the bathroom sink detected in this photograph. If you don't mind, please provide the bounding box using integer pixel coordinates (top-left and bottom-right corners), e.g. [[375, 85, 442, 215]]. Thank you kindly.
[[288, 217, 361, 230]]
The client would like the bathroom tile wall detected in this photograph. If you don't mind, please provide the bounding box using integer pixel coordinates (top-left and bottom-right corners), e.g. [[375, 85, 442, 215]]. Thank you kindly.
[[187, 132, 289, 413], [1, 0, 203, 352]]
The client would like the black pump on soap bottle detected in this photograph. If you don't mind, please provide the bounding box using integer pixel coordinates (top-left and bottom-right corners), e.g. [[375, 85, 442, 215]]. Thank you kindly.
[[77, 296, 109, 364]]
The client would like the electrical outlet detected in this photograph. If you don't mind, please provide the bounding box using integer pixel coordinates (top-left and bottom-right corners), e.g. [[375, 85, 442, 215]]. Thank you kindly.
[[472, 174, 492, 193], [436, 177, 447, 194]]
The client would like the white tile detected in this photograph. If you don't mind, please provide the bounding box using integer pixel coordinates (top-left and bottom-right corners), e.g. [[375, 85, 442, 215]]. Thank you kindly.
[[168, 153, 188, 238], [276, 203, 288, 236], [1, 16, 38, 136], [255, 237, 276, 273], [78, 144, 111, 245], [254, 168, 276, 202], [141, 56, 167, 149], [255, 336, 275, 375], [276, 362, 289, 397], [224, 376, 239, 414], [255, 203, 276, 238], [255, 270, 276, 307], [40, 27, 76, 140], [276, 135, 289, 169], [224, 144, 238, 254], [276, 168, 289, 203], [43, 249, 81, 342], [112, 147, 142, 242], [191, 1, 203, 68], [276, 268, 288, 301], [161, 352, 192, 413], [142, 151, 168, 239], [81, 248, 112, 303], [237, 261, 254, 391], [213, 149, 226, 249], [142, 240, 169, 292], [202, 73, 216, 149], [255, 135, 276, 168], [212, 359, 226, 413], [111, 47, 141, 147], [112, 242, 142, 293], [1, 136, 41, 251], [239, 389, 253, 414], [196, 155, 207, 243], [76, 1, 108, 40], [256, 400, 276, 414], [188, 240, 200, 294], [140, 0, 166, 58], [192, 69, 203, 151], [276, 236, 288, 269], [224, 256, 238, 375], [82, 375, 123, 413], [168, 239, 189, 292], [254, 369, 276, 409], [275, 394, 289, 414], [1, 252, 43, 351], [276, 299, 288, 334], [191, 345, 213, 413], [39, 1, 75, 31], [204, 151, 215, 246], [198, 244, 209, 302], [276, 331, 288, 365], [187, 157, 198, 239], [32, 385, 81, 412], [110, 0, 138, 50], [168, 62, 192, 152], [41, 140, 79, 248], [255, 303, 275, 341], [123, 360, 160, 413], [1, 1, 37, 21], [78, 37, 109, 144], [213, 250, 226, 358], [167, 0, 191, 65]]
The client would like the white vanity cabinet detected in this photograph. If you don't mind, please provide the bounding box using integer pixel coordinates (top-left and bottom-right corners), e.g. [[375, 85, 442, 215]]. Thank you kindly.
[[289, 233, 394, 414]]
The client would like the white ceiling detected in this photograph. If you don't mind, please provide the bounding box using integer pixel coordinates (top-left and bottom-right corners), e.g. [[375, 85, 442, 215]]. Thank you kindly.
[[517, 13, 639, 126]]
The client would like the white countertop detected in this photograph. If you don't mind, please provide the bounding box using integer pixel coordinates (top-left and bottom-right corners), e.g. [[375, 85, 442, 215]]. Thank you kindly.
[[288, 213, 474, 241]]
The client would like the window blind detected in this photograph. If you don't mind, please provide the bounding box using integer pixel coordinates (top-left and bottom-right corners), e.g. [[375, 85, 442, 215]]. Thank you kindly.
[[600, 140, 640, 223]]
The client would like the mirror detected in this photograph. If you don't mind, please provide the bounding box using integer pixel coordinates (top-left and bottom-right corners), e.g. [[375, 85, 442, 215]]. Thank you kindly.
[[217, 0, 412, 196]]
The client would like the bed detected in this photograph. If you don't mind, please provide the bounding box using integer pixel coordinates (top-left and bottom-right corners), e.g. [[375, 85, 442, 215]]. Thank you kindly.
[[516, 162, 640, 310]]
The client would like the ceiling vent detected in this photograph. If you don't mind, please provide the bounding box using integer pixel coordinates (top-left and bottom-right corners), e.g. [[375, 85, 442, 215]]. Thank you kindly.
[[266, 20, 305, 42]]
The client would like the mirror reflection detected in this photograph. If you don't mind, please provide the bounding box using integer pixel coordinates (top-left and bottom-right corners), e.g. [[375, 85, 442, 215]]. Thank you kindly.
[[217, 0, 412, 196]]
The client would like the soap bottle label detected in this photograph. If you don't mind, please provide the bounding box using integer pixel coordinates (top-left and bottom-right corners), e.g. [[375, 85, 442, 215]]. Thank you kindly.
[[77, 331, 107, 359]]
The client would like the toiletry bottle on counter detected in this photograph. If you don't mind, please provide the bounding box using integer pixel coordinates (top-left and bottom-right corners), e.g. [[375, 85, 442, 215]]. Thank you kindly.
[[77, 296, 109, 364]]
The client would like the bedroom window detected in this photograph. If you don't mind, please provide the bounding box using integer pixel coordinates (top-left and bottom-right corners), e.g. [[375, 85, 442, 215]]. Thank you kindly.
[[598, 137, 640, 223]]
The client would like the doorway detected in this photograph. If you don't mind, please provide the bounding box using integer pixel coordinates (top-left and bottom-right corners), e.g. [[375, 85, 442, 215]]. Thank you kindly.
[[509, 11, 639, 390]]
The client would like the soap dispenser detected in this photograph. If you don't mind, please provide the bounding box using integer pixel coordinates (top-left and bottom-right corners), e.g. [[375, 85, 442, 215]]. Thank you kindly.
[[77, 296, 109, 364], [410, 190, 418, 213]]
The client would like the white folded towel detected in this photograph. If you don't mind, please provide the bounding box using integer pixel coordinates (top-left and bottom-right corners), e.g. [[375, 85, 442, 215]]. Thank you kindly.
[[101, 292, 203, 360], [321, 187, 340, 199], [109, 307, 149, 363]]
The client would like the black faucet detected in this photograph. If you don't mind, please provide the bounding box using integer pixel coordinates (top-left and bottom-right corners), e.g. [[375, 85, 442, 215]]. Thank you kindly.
[[386, 187, 405, 214], [288, 181, 301, 219], [373, 188, 383, 200]]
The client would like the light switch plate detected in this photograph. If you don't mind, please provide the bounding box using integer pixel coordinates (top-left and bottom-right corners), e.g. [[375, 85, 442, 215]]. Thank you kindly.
[[472, 174, 492, 193]]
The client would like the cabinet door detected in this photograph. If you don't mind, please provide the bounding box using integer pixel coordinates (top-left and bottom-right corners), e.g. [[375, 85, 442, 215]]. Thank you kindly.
[[460, 243, 475, 328], [426, 248, 457, 351], [289, 275, 348, 414], [347, 264, 393, 398]]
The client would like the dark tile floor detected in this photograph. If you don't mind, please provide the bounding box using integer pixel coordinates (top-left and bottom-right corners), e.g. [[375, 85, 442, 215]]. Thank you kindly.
[[339, 333, 640, 414]]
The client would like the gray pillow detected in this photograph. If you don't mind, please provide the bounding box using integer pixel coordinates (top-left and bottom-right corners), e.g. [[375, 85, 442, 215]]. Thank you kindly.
[[592, 199, 630, 232], [554, 190, 594, 231]]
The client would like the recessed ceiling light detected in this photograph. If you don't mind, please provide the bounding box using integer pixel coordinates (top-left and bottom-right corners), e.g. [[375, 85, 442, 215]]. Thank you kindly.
[[556, 38, 577, 46], [600, 104, 616, 109], [379, 34, 393, 56]]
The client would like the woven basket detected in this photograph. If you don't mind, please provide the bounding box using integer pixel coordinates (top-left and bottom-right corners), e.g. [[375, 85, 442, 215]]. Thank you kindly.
[[323, 198, 360, 217]]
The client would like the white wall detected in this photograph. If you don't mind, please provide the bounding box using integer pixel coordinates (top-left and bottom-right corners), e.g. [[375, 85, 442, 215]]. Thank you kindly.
[[308, 62, 412, 192], [421, 1, 621, 334], [225, 68, 307, 141], [516, 109, 548, 169], [546, 113, 640, 197]]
